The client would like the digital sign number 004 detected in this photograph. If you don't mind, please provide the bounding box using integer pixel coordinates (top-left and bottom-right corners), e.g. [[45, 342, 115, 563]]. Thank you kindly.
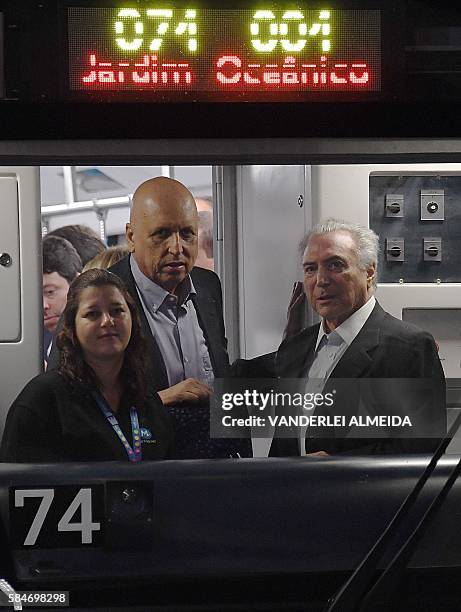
[[10, 486, 104, 548]]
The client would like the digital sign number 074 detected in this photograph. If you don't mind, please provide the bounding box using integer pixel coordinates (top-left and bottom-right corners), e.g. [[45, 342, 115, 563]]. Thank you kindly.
[[10, 486, 104, 548]]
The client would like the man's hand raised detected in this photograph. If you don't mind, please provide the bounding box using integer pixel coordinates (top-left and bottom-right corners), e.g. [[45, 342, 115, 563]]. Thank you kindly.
[[158, 378, 212, 406]]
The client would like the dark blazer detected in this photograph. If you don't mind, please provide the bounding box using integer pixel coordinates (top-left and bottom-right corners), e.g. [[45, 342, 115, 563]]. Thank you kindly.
[[108, 257, 230, 391], [0, 371, 173, 462], [270, 302, 446, 456]]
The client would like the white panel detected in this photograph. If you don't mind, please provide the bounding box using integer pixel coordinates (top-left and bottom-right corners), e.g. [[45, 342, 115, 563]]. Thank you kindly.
[[375, 284, 461, 320], [0, 176, 20, 340], [310, 164, 461, 325], [402, 308, 461, 379], [237, 166, 309, 358], [311, 163, 461, 226], [40, 166, 67, 206], [175, 166, 213, 196], [0, 168, 42, 438], [106, 207, 131, 237]]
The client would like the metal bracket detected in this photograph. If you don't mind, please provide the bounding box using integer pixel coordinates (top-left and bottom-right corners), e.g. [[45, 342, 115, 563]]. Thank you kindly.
[[385, 238, 404, 262], [421, 190, 444, 221], [423, 237, 442, 262], [385, 194, 404, 217]]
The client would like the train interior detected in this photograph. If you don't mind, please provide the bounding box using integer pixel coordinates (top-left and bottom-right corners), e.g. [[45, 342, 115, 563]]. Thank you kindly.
[[1, 0, 461, 608], [2, 161, 461, 445], [1, 158, 461, 611]]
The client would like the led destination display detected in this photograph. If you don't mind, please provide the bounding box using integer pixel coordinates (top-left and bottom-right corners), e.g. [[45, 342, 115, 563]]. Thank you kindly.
[[67, 6, 381, 100]]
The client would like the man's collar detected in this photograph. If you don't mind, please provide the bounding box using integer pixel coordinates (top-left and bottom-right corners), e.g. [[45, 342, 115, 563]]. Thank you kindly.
[[315, 296, 376, 350], [129, 254, 196, 312]]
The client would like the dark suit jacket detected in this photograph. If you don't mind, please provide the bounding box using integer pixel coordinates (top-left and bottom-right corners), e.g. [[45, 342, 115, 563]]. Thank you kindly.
[[108, 257, 230, 390], [1, 371, 173, 462], [270, 302, 446, 456]]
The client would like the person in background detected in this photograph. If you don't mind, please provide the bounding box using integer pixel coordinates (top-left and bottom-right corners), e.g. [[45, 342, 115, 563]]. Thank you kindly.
[[195, 197, 214, 271], [48, 224, 105, 267], [83, 245, 130, 271], [1, 269, 173, 462], [43, 235, 82, 363]]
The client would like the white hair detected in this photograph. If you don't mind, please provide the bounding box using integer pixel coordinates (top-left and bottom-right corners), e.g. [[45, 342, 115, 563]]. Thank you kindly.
[[300, 218, 379, 286]]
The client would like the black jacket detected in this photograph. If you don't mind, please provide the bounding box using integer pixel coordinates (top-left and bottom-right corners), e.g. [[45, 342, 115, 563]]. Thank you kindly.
[[0, 371, 173, 462], [270, 302, 446, 456]]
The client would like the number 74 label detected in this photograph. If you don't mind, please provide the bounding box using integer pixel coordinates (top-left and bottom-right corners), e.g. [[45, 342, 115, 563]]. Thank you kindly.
[[10, 486, 104, 548]]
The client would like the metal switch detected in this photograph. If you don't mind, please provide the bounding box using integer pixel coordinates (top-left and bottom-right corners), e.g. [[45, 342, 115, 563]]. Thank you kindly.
[[386, 238, 405, 262], [423, 237, 442, 261], [385, 194, 404, 217], [421, 190, 444, 220]]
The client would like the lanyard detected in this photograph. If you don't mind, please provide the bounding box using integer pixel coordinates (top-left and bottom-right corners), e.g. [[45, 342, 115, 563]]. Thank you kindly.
[[92, 392, 142, 462]]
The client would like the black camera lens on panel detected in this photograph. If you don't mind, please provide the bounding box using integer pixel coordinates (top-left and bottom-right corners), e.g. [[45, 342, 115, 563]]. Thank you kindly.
[[0, 253, 12, 267]]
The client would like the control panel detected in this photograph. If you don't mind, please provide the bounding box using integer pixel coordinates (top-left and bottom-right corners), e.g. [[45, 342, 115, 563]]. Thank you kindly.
[[369, 175, 461, 283]]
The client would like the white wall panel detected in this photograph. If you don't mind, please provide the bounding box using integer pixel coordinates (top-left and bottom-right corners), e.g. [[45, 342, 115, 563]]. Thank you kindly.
[[0, 176, 20, 341], [0, 167, 41, 438], [237, 166, 310, 358], [310, 163, 461, 320], [311, 163, 461, 225]]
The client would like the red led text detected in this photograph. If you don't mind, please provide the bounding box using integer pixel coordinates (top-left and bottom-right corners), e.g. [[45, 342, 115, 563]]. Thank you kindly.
[[216, 55, 370, 88], [82, 54, 192, 86]]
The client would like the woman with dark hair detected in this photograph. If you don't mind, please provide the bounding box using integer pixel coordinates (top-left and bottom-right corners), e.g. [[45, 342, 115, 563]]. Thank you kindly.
[[1, 269, 173, 462]]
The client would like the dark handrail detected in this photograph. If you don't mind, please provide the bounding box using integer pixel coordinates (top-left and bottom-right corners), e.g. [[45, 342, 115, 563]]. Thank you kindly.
[[325, 411, 461, 612]]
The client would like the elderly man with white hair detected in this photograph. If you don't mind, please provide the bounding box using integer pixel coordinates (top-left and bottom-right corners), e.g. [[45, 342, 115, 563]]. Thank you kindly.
[[270, 218, 446, 457]]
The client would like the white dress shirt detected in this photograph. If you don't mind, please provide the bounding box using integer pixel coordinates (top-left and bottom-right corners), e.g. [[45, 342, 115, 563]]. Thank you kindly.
[[298, 296, 376, 455]]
